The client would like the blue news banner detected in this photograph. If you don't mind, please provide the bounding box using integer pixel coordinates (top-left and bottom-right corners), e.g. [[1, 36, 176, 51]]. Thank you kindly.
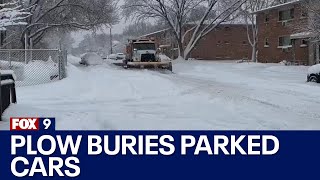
[[0, 118, 319, 180]]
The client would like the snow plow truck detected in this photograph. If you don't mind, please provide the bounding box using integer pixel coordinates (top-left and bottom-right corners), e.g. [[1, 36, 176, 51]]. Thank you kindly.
[[124, 39, 172, 71]]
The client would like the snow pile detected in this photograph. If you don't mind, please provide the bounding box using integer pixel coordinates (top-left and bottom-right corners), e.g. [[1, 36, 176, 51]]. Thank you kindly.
[[20, 60, 59, 86], [0, 70, 16, 80], [0, 60, 25, 81], [1, 58, 59, 86], [159, 54, 171, 61], [174, 56, 186, 62], [80, 53, 103, 65], [266, 65, 308, 74], [68, 55, 81, 65], [279, 60, 289, 66], [236, 59, 251, 63], [308, 64, 320, 75]]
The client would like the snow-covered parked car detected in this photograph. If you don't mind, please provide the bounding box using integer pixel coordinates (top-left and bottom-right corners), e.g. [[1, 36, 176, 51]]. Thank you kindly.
[[108, 54, 117, 60], [307, 64, 320, 83], [80, 52, 103, 66], [116, 53, 126, 60]]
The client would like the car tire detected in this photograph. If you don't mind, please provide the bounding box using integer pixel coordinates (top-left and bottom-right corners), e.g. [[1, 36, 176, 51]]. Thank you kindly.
[[309, 75, 319, 83], [123, 60, 128, 69]]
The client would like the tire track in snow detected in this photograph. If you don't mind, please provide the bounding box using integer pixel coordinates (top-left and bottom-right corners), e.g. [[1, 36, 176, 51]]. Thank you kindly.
[[152, 71, 320, 123]]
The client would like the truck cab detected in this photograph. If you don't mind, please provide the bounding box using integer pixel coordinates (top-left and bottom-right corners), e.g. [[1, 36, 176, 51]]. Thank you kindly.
[[126, 39, 160, 62], [124, 38, 172, 71]]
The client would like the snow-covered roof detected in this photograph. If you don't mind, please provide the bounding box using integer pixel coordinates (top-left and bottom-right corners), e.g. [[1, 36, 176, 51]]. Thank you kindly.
[[253, 0, 303, 14], [138, 18, 248, 38], [290, 32, 315, 39], [190, 18, 248, 26]]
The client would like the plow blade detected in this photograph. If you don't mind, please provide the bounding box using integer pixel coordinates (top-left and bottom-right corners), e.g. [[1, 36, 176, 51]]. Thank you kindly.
[[125, 61, 173, 71]]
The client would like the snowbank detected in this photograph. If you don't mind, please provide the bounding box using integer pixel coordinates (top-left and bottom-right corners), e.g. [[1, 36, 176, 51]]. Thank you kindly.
[[1, 58, 59, 86], [308, 64, 320, 75], [68, 55, 81, 65], [0, 60, 24, 81], [17, 60, 59, 86], [159, 54, 171, 61], [0, 70, 16, 80]]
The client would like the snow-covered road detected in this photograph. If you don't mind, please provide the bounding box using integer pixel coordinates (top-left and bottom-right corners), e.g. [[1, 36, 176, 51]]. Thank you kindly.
[[1, 58, 320, 130]]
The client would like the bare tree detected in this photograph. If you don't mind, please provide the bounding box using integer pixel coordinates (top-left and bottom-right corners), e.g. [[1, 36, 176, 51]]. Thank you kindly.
[[242, 0, 276, 62], [305, 0, 320, 39], [13, 0, 118, 48], [303, 0, 320, 64], [123, 0, 246, 59], [122, 21, 168, 38]]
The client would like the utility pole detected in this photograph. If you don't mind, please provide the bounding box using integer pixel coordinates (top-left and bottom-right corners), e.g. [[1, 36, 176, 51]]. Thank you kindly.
[[110, 27, 113, 54]]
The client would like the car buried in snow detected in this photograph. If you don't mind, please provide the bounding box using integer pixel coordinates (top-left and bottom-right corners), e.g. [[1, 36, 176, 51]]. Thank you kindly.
[[80, 52, 103, 66], [307, 64, 320, 83], [116, 53, 126, 60]]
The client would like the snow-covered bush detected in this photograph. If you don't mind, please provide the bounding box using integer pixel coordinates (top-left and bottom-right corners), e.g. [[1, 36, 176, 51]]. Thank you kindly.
[[308, 64, 320, 75], [80, 53, 103, 65]]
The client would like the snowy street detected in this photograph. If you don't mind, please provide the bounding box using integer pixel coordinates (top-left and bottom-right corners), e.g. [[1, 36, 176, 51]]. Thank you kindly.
[[1, 58, 320, 130]]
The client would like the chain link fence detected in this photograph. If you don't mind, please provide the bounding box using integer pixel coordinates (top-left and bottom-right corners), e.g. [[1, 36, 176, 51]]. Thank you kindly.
[[0, 49, 67, 86]]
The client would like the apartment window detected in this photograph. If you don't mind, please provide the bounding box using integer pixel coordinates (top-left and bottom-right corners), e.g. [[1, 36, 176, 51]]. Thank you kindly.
[[264, 38, 269, 47], [301, 39, 308, 47], [265, 14, 270, 22], [279, 8, 294, 21], [301, 9, 308, 18], [279, 36, 293, 47], [242, 41, 248, 45]]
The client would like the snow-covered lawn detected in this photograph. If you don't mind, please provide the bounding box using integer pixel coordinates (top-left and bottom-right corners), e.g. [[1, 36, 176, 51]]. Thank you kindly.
[[1, 58, 320, 130]]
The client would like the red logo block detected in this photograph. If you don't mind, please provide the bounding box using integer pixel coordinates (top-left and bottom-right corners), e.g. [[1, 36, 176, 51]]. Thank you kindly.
[[10, 118, 39, 131]]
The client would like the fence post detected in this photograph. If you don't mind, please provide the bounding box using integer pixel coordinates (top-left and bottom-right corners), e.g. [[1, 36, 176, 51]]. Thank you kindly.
[[58, 50, 67, 80], [58, 50, 62, 80], [25, 33, 28, 64], [9, 51, 12, 69]]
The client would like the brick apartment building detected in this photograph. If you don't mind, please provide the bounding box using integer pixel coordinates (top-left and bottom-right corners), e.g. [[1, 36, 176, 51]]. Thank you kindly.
[[139, 23, 252, 60], [255, 0, 319, 65]]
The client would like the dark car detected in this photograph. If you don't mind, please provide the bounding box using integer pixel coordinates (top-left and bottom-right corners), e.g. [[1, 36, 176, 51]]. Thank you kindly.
[[307, 64, 320, 83]]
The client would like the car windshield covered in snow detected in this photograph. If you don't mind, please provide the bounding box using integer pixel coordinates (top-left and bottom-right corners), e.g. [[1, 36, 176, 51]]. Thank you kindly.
[[133, 43, 156, 50]]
